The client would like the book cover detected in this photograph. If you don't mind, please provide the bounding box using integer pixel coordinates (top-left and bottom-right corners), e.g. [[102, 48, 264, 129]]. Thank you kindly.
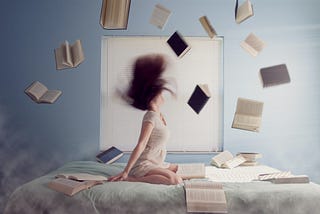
[[240, 33, 265, 57], [199, 16, 217, 38], [166, 31, 191, 58], [96, 146, 124, 164], [149, 4, 171, 29], [260, 64, 291, 87], [235, 0, 254, 24], [187, 84, 211, 114]]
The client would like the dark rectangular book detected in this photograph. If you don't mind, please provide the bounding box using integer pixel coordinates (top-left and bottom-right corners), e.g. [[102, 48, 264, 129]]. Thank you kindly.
[[167, 31, 191, 58], [96, 146, 123, 164], [260, 64, 290, 87], [187, 84, 211, 114]]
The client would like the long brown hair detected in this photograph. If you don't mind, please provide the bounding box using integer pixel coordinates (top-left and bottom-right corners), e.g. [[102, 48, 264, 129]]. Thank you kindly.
[[126, 54, 173, 110]]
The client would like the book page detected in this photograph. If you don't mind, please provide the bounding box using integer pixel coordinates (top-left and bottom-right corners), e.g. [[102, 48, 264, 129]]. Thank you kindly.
[[176, 163, 205, 179], [39, 90, 62, 104], [222, 155, 246, 169], [149, 4, 171, 29], [62, 41, 73, 67], [25, 81, 48, 102], [236, 98, 263, 117], [55, 47, 69, 70], [71, 40, 85, 67]]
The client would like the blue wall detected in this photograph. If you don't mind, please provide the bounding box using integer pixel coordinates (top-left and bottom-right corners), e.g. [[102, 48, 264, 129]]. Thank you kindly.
[[1, 0, 320, 210]]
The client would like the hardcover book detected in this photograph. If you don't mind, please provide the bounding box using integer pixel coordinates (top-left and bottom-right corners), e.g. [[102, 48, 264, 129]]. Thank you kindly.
[[166, 31, 191, 58], [100, 0, 131, 30], [149, 4, 171, 29], [235, 0, 254, 24], [199, 16, 217, 38], [25, 81, 62, 104], [55, 40, 84, 70], [187, 84, 211, 114], [260, 64, 291, 87], [241, 33, 265, 57], [184, 180, 228, 213], [232, 97, 264, 132], [96, 146, 124, 164]]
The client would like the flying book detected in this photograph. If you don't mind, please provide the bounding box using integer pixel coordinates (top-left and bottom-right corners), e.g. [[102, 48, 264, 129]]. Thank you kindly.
[[199, 16, 217, 38], [96, 146, 124, 164], [166, 31, 191, 58], [184, 180, 227, 213], [149, 4, 171, 29], [241, 33, 265, 57], [100, 0, 131, 30], [176, 163, 206, 180], [235, 0, 254, 24], [211, 151, 246, 169], [232, 98, 264, 132], [187, 84, 211, 114], [54, 40, 85, 70], [25, 81, 62, 104], [48, 178, 104, 196], [260, 64, 291, 88]]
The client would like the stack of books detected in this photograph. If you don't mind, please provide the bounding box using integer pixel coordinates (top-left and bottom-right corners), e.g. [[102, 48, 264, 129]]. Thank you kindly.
[[237, 152, 262, 166]]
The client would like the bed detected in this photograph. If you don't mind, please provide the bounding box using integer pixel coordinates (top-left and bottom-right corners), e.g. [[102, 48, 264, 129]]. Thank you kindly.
[[4, 161, 320, 214]]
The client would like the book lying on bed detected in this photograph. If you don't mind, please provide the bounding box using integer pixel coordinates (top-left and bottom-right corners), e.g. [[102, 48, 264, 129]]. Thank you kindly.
[[258, 171, 309, 184], [176, 163, 206, 179], [56, 173, 108, 181], [54, 40, 85, 70], [48, 178, 104, 196], [96, 146, 124, 164], [25, 81, 62, 104], [211, 151, 246, 169], [184, 180, 227, 213], [237, 152, 262, 166]]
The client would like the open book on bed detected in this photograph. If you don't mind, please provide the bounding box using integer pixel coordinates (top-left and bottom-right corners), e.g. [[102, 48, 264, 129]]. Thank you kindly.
[[176, 163, 206, 180]]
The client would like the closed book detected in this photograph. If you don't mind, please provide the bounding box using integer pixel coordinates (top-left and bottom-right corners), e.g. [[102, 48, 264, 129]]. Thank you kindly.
[[260, 64, 291, 87], [96, 146, 123, 164], [187, 84, 211, 114], [167, 31, 191, 58]]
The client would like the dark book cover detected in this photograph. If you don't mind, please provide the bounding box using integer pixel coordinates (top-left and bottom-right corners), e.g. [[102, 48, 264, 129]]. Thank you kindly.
[[187, 84, 211, 114], [260, 64, 290, 87], [96, 146, 123, 164], [167, 31, 190, 57]]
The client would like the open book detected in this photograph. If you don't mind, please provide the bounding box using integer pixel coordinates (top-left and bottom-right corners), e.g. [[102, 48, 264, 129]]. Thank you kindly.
[[54, 40, 84, 70], [48, 178, 103, 196], [241, 33, 265, 57], [258, 171, 309, 184], [184, 180, 227, 213], [199, 16, 217, 38], [166, 31, 191, 58], [25, 81, 62, 104], [235, 0, 254, 24], [100, 0, 131, 29], [149, 4, 171, 29], [176, 163, 206, 180], [211, 151, 246, 169], [187, 84, 211, 114], [56, 173, 108, 181], [232, 97, 264, 132]]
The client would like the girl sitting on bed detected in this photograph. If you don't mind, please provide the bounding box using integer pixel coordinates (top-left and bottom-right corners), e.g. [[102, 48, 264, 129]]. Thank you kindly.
[[108, 54, 183, 185]]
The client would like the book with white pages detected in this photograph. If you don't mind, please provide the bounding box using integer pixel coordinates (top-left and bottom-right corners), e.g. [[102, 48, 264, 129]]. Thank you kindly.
[[149, 4, 171, 29], [25, 81, 62, 104], [211, 150, 246, 169], [235, 0, 254, 24], [232, 97, 264, 132], [184, 180, 227, 213], [241, 33, 265, 57], [258, 171, 309, 184], [176, 163, 205, 179], [222, 155, 246, 169], [199, 16, 217, 38]]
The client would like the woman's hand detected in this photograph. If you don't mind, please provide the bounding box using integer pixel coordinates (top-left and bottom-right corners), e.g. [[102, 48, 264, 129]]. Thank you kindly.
[[108, 171, 128, 182]]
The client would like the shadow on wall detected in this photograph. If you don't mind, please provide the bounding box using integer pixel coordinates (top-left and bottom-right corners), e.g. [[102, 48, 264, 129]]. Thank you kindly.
[[0, 106, 61, 212]]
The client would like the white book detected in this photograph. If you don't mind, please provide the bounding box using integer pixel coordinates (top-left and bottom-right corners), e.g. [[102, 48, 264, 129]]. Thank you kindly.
[[211, 151, 234, 168], [222, 155, 246, 169], [55, 173, 108, 181], [100, 0, 131, 29], [149, 4, 171, 29], [232, 98, 264, 132], [55, 40, 85, 70], [176, 163, 205, 180], [199, 16, 217, 38], [184, 180, 227, 213], [235, 0, 254, 24], [241, 33, 266, 57], [258, 171, 309, 184], [25, 81, 62, 104]]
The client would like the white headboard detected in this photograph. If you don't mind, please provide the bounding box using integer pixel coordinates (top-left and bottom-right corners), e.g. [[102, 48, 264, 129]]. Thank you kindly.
[[100, 36, 224, 152]]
